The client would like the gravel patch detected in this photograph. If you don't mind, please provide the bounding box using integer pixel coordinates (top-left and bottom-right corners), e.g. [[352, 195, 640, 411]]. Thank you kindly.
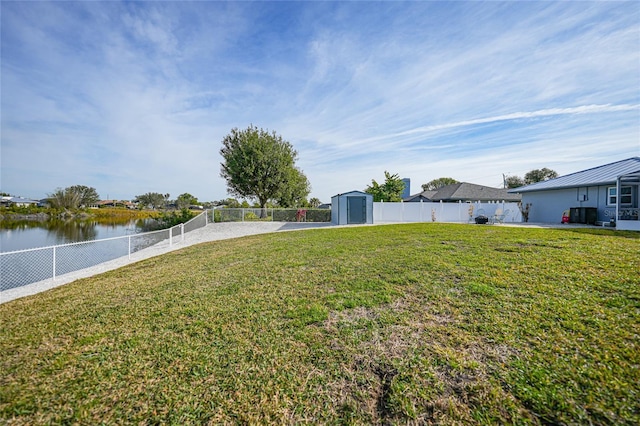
[[1, 222, 333, 304]]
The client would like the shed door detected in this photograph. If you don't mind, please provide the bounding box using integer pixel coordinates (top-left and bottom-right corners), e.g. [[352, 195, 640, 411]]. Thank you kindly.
[[347, 196, 366, 224]]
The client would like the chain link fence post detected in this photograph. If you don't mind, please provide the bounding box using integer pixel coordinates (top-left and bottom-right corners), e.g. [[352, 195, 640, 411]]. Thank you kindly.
[[52, 246, 56, 280]]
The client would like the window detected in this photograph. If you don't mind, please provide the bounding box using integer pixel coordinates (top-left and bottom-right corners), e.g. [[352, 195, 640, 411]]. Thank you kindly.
[[608, 186, 632, 206]]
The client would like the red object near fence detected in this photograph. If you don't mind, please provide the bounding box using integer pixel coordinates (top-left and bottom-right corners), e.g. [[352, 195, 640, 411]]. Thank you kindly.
[[296, 209, 307, 222]]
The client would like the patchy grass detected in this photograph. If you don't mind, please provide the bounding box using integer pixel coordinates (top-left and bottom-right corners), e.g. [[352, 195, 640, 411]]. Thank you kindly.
[[1, 224, 638, 425]]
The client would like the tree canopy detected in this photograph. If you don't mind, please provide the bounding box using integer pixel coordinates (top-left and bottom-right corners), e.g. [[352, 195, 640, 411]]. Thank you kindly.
[[220, 125, 310, 210], [48, 185, 99, 209], [48, 188, 81, 209], [176, 193, 199, 209], [421, 177, 459, 191], [505, 175, 525, 189], [525, 168, 558, 184], [506, 168, 558, 188], [134, 192, 166, 210], [308, 197, 321, 208], [365, 171, 406, 202], [273, 167, 311, 208], [68, 185, 100, 206]]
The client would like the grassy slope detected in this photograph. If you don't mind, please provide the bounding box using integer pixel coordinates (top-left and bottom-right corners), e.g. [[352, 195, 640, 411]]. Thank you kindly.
[[1, 224, 638, 425]]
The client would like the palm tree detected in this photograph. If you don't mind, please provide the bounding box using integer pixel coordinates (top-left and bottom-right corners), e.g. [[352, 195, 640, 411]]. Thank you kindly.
[[48, 188, 81, 209]]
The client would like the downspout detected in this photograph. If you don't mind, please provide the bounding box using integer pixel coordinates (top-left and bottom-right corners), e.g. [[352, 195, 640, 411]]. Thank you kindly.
[[616, 176, 620, 225]]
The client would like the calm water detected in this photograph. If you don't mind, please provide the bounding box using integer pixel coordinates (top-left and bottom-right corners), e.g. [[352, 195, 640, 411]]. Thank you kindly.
[[0, 218, 154, 253]]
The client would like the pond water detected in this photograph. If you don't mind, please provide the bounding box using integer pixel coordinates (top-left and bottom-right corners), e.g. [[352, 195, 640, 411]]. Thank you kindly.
[[0, 218, 156, 253]]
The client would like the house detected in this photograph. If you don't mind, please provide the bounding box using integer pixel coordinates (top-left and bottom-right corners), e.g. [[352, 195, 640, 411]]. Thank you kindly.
[[97, 200, 135, 209], [0, 196, 40, 207], [331, 191, 373, 225], [508, 157, 640, 231], [404, 182, 521, 203]]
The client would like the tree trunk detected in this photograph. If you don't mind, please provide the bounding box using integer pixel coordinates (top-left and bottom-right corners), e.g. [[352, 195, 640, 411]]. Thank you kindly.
[[259, 198, 268, 218]]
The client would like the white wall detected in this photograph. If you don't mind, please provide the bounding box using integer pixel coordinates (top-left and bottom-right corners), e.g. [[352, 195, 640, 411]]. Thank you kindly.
[[373, 201, 522, 223]]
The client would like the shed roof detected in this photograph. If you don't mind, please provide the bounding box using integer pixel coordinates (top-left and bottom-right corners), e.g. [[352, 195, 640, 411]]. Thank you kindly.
[[331, 190, 372, 199], [508, 157, 640, 193]]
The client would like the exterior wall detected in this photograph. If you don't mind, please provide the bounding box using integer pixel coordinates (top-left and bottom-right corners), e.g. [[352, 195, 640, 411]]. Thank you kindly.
[[521, 185, 618, 224], [618, 220, 640, 231], [331, 198, 340, 225]]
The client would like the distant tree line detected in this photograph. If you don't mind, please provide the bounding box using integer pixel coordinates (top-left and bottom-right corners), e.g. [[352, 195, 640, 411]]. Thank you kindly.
[[132, 192, 201, 210], [43, 185, 207, 211]]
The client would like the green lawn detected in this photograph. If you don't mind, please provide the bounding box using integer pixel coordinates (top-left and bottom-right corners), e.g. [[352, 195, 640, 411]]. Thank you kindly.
[[1, 224, 638, 425]]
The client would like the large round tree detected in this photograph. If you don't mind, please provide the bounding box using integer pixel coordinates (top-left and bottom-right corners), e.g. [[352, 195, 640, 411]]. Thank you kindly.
[[220, 125, 310, 213]]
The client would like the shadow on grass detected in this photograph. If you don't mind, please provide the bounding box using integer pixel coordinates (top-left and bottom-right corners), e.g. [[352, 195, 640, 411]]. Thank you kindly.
[[561, 227, 640, 239]]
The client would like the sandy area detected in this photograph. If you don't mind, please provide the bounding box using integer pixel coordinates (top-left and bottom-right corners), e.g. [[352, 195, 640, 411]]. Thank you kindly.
[[0, 222, 333, 304]]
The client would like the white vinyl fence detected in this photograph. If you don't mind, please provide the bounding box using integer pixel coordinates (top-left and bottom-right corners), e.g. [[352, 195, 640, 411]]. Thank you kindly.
[[373, 201, 522, 223], [0, 211, 211, 292]]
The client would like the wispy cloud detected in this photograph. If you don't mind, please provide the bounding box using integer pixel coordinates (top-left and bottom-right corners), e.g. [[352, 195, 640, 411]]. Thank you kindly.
[[396, 104, 640, 138], [1, 1, 638, 202]]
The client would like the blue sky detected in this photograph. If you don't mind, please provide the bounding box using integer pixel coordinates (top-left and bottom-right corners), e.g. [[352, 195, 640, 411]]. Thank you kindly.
[[2, 1, 639, 204]]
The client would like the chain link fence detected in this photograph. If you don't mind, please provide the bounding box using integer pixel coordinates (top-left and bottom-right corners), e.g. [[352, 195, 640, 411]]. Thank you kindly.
[[213, 208, 331, 223], [1, 211, 210, 292]]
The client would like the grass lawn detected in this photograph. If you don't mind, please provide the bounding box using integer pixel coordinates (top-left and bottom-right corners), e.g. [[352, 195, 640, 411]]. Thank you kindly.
[[1, 223, 638, 425]]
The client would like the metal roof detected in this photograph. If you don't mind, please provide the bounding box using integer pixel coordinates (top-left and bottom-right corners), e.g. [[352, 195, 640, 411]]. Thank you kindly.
[[331, 190, 371, 198], [1, 197, 39, 204], [508, 157, 640, 193]]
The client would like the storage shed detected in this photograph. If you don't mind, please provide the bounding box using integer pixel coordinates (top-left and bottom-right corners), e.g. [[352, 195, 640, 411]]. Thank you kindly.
[[331, 191, 373, 225]]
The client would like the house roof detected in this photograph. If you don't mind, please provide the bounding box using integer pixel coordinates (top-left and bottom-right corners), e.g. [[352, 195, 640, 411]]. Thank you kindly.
[[1, 196, 39, 204], [403, 190, 437, 202], [405, 182, 521, 202], [508, 157, 640, 193]]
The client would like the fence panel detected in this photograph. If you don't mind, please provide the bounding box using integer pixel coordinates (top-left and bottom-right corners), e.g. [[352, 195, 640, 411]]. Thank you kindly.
[[131, 229, 171, 254], [373, 202, 522, 223], [55, 238, 129, 277], [1, 212, 208, 292], [1, 248, 54, 291], [184, 211, 207, 233]]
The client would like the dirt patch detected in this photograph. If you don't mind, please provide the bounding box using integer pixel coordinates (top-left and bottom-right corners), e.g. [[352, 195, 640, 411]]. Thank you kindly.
[[319, 298, 525, 424]]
